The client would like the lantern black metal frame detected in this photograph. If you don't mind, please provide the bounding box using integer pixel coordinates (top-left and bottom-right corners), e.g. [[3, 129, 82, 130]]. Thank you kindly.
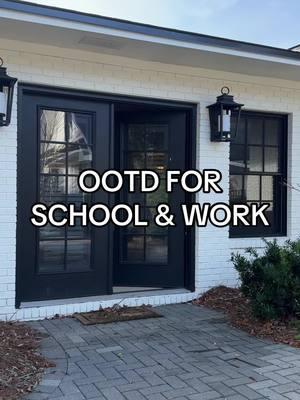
[[0, 58, 17, 127], [207, 86, 244, 142]]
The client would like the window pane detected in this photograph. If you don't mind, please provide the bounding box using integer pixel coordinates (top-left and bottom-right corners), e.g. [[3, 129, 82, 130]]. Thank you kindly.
[[68, 113, 92, 144], [146, 182, 168, 206], [265, 119, 280, 146], [39, 240, 65, 273], [40, 175, 66, 203], [230, 144, 245, 173], [230, 113, 285, 237], [127, 189, 144, 205], [247, 146, 263, 172], [262, 176, 274, 201], [66, 240, 91, 271], [40, 143, 66, 174], [145, 125, 168, 151], [145, 236, 168, 263], [68, 145, 92, 175], [128, 125, 145, 151], [146, 208, 168, 234], [128, 152, 145, 169], [245, 175, 260, 201], [264, 147, 279, 172], [247, 118, 263, 145], [40, 225, 65, 240], [126, 222, 145, 234], [122, 236, 144, 262], [230, 175, 244, 203], [67, 191, 90, 211], [67, 218, 91, 239], [146, 153, 167, 174], [67, 176, 81, 195], [40, 110, 65, 142]]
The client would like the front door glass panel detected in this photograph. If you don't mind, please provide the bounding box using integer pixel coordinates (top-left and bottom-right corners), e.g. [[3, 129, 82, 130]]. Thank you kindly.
[[121, 123, 169, 265], [39, 109, 92, 273]]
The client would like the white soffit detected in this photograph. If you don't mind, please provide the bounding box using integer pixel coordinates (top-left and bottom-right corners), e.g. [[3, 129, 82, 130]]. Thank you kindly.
[[0, 8, 300, 81]]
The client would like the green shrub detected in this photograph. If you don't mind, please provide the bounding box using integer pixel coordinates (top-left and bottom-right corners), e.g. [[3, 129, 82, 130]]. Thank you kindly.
[[231, 239, 300, 320]]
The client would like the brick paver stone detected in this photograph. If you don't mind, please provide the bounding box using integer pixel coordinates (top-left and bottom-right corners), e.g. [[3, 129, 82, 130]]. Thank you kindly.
[[25, 304, 300, 400]]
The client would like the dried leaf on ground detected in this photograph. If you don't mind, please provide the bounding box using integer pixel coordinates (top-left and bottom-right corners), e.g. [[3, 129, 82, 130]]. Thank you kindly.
[[0, 322, 54, 400], [194, 286, 300, 348]]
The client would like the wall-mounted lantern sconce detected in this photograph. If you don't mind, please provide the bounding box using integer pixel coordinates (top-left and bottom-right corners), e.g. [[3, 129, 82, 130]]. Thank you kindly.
[[207, 86, 244, 142], [0, 58, 17, 127]]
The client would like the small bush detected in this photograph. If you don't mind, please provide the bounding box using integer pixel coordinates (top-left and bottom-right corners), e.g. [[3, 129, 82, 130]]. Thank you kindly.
[[231, 239, 300, 320]]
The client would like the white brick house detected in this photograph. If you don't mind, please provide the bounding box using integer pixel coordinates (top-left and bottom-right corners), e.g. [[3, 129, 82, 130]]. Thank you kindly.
[[0, 0, 300, 321]]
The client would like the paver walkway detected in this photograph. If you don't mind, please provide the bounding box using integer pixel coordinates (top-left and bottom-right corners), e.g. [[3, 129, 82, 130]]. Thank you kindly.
[[25, 304, 300, 400]]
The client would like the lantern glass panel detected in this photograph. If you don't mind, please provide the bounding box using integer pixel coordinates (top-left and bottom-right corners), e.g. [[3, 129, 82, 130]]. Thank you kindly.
[[207, 89, 243, 142], [0, 91, 6, 115]]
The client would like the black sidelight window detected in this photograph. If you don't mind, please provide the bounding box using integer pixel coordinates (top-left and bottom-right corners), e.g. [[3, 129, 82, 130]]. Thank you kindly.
[[229, 112, 287, 237], [39, 109, 93, 273]]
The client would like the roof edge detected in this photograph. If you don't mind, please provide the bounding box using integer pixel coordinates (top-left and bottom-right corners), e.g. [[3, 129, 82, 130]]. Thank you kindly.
[[1, 0, 300, 61]]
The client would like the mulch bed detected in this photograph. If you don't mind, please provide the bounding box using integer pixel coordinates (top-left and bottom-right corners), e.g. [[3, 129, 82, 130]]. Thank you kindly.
[[194, 286, 300, 348], [0, 322, 54, 400], [74, 305, 162, 325]]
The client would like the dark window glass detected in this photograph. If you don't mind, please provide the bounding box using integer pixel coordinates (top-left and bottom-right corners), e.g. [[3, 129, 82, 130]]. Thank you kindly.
[[247, 118, 263, 145], [120, 123, 169, 264], [146, 182, 168, 205], [230, 145, 245, 173], [38, 109, 93, 273], [122, 235, 144, 262], [127, 187, 144, 205], [145, 236, 168, 263], [40, 175, 66, 204], [40, 110, 65, 142], [261, 176, 274, 201], [128, 125, 145, 150], [146, 152, 167, 174], [39, 240, 65, 273], [229, 175, 244, 203], [39, 225, 65, 240], [264, 147, 279, 172], [68, 113, 92, 144], [233, 117, 246, 145], [67, 222, 90, 239], [67, 176, 82, 195], [247, 146, 263, 172], [40, 143, 66, 174], [128, 152, 145, 169], [67, 145, 92, 175], [145, 125, 168, 151], [265, 119, 279, 146], [230, 112, 286, 237], [66, 240, 91, 272], [244, 175, 260, 201]]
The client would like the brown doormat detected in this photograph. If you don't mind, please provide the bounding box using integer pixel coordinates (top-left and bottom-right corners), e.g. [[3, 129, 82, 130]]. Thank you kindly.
[[73, 305, 163, 325]]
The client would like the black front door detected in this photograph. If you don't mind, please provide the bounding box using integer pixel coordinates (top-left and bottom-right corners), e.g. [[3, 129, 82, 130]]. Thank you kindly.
[[17, 86, 195, 304], [17, 92, 111, 302], [114, 110, 187, 288]]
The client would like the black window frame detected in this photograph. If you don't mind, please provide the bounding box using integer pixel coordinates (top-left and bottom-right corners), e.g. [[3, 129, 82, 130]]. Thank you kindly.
[[229, 111, 287, 238]]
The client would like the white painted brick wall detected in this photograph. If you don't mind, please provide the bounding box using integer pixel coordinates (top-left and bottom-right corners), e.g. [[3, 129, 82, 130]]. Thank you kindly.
[[0, 39, 300, 320]]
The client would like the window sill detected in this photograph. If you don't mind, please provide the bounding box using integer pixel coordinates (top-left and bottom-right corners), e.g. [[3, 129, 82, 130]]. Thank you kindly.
[[229, 233, 287, 239]]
